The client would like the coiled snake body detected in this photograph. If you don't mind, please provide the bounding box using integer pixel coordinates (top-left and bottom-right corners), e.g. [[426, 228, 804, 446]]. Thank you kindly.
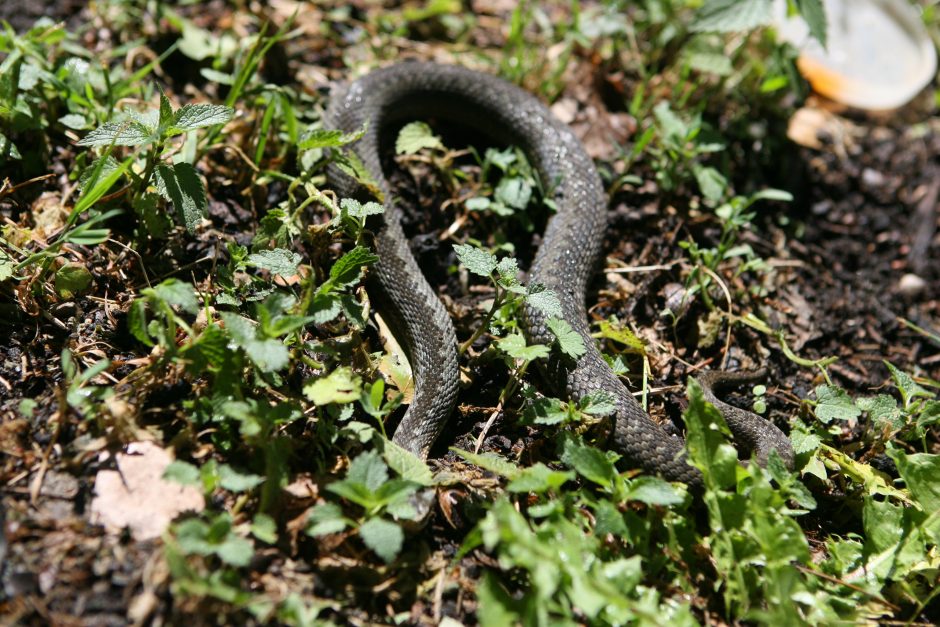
[[326, 63, 794, 485]]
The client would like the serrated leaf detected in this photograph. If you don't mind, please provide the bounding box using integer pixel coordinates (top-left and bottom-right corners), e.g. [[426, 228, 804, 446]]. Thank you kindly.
[[359, 517, 403, 563], [172, 103, 234, 131], [159, 88, 173, 127], [887, 449, 940, 513], [306, 503, 348, 537], [340, 198, 384, 219], [506, 463, 574, 494], [453, 243, 497, 277], [497, 333, 550, 361], [218, 464, 264, 492], [304, 367, 362, 405], [395, 121, 443, 154], [326, 245, 379, 291], [691, 0, 773, 33], [525, 284, 562, 318], [153, 162, 207, 234], [298, 125, 366, 150], [152, 279, 199, 314], [380, 439, 434, 487], [452, 448, 520, 480], [77, 119, 155, 147], [547, 318, 585, 359], [346, 450, 388, 491], [561, 437, 615, 487], [790, 428, 821, 455], [220, 312, 290, 372], [215, 534, 254, 567], [246, 248, 302, 277], [625, 476, 684, 505], [814, 385, 861, 423], [163, 460, 201, 486]]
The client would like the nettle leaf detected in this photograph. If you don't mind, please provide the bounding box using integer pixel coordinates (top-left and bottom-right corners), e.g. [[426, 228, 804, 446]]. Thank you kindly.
[[172, 103, 234, 132], [298, 125, 366, 150], [856, 395, 902, 429], [340, 198, 384, 220], [497, 333, 550, 362], [359, 517, 403, 563], [346, 450, 388, 491], [163, 460, 201, 486], [494, 176, 532, 210], [452, 448, 520, 480], [306, 502, 349, 537], [453, 243, 497, 277], [54, 262, 93, 299], [814, 385, 861, 424], [506, 463, 574, 494], [158, 88, 173, 127], [596, 320, 646, 354], [691, 0, 773, 33], [625, 476, 684, 506], [220, 312, 290, 373], [581, 390, 616, 417], [246, 249, 302, 277], [547, 318, 586, 359], [395, 121, 443, 155], [218, 464, 264, 492], [152, 279, 200, 314], [884, 361, 933, 407], [153, 162, 207, 234], [561, 437, 616, 487], [326, 246, 379, 291], [77, 119, 155, 147], [525, 395, 571, 425], [304, 367, 362, 405], [525, 285, 562, 318], [379, 439, 434, 487]]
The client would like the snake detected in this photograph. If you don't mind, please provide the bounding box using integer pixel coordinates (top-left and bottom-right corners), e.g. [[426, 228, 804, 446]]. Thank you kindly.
[[325, 62, 795, 485]]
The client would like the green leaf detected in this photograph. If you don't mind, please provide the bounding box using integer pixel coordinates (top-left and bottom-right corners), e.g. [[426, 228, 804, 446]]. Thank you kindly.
[[380, 439, 434, 487], [304, 367, 362, 405], [625, 476, 684, 505], [77, 119, 155, 147], [693, 164, 727, 202], [339, 198, 384, 219], [218, 464, 264, 492], [163, 460, 201, 486], [494, 177, 532, 210], [326, 246, 379, 291], [683, 377, 738, 489], [814, 385, 861, 423], [395, 121, 443, 154], [251, 513, 278, 544], [172, 103, 235, 132], [306, 503, 348, 536], [887, 448, 940, 513], [221, 312, 290, 372], [152, 279, 200, 314], [561, 437, 615, 487], [59, 113, 90, 130], [691, 0, 773, 33], [525, 284, 562, 318], [215, 534, 254, 567], [596, 320, 646, 355], [452, 448, 520, 480], [497, 333, 550, 361], [884, 361, 933, 407], [359, 517, 403, 563], [506, 463, 574, 494], [54, 262, 93, 298], [246, 248, 302, 277], [453, 243, 497, 277], [856, 395, 902, 429], [158, 88, 173, 127], [547, 318, 585, 359], [153, 162, 207, 234], [792, 0, 827, 47], [298, 125, 366, 150]]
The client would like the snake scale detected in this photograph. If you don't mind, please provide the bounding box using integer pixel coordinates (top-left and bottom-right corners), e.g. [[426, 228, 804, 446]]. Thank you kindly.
[[325, 62, 794, 485]]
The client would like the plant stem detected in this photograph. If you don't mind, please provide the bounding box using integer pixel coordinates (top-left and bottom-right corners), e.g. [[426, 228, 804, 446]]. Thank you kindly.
[[458, 283, 504, 355]]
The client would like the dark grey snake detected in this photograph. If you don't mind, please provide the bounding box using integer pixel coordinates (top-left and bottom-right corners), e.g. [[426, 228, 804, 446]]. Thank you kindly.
[[325, 62, 794, 485]]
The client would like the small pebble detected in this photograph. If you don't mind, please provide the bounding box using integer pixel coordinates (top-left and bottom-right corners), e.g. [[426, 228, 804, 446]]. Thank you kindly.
[[898, 273, 926, 297]]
